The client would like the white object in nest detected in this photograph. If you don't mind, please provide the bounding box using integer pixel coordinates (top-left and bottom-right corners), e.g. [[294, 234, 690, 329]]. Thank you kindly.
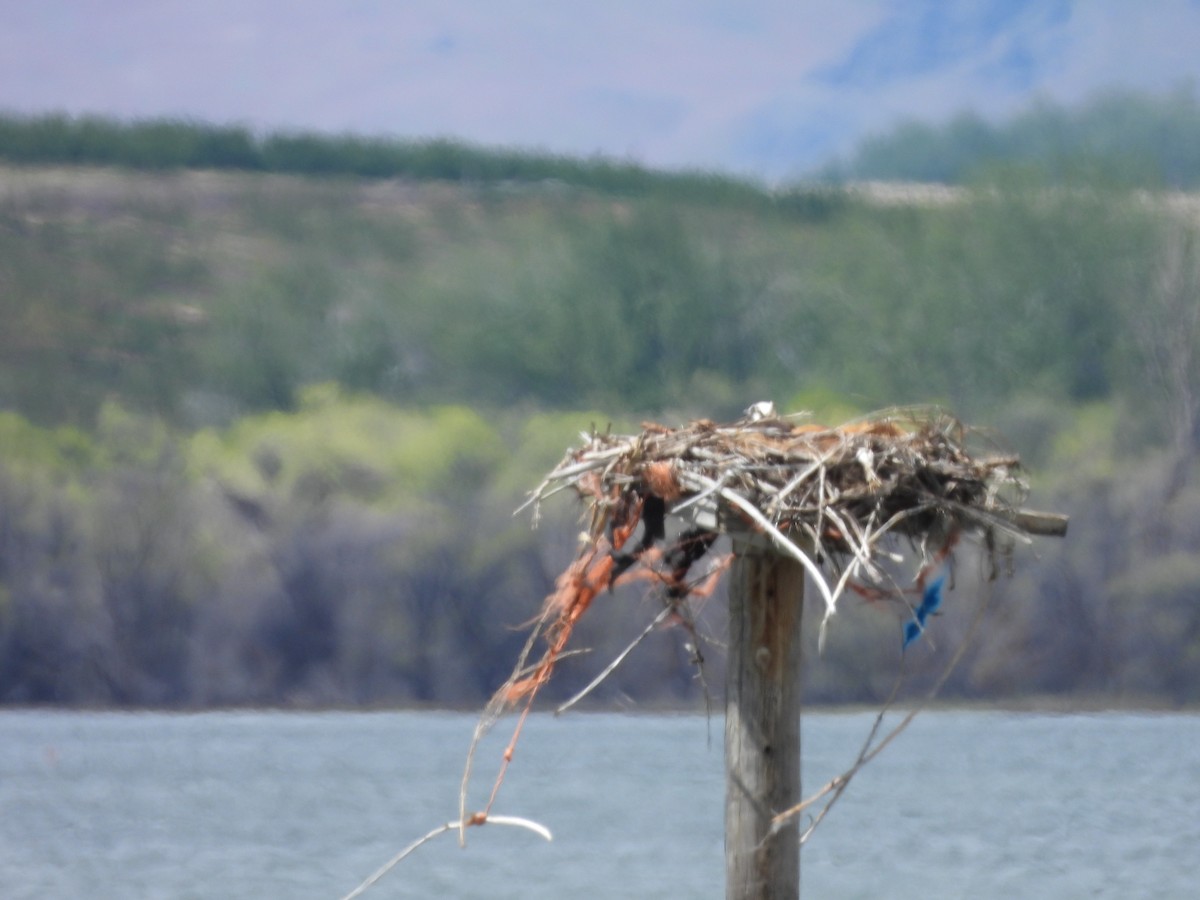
[[744, 401, 777, 422], [855, 446, 881, 488]]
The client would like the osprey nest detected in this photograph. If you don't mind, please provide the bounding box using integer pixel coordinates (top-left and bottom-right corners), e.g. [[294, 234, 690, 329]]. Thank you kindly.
[[495, 404, 1066, 710], [456, 403, 1067, 841]]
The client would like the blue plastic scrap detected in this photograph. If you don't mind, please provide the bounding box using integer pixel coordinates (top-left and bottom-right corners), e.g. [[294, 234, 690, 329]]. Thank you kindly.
[[902, 573, 946, 649]]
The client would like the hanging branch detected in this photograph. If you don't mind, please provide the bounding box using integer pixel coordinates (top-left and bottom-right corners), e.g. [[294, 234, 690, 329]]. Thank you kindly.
[[555, 605, 674, 715], [769, 576, 999, 843]]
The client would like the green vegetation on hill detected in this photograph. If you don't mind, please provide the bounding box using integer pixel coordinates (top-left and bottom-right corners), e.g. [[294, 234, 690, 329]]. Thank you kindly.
[[2, 94, 1200, 708], [0, 111, 793, 208], [0, 161, 1171, 430], [824, 85, 1200, 188], [9, 87, 1200, 192]]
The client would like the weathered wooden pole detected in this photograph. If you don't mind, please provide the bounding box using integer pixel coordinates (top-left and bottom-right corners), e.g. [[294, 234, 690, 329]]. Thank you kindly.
[[725, 538, 805, 900]]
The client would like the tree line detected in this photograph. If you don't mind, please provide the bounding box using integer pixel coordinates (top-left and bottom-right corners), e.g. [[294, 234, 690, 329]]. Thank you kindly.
[[7, 87, 1200, 192], [2, 392, 1198, 707], [0, 110, 799, 209], [823, 84, 1200, 188]]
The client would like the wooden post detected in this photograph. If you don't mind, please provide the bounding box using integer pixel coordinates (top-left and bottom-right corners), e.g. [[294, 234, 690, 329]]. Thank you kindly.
[[725, 540, 805, 900]]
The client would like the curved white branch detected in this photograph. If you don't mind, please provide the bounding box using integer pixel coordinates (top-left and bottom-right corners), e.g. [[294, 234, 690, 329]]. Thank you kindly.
[[679, 472, 838, 624], [340, 814, 553, 900]]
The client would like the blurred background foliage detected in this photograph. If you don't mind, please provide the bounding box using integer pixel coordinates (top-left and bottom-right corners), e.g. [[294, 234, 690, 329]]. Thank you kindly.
[[2, 89, 1200, 707]]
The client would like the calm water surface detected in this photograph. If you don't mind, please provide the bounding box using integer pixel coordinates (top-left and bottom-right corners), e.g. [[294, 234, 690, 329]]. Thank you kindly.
[[1, 709, 1197, 898]]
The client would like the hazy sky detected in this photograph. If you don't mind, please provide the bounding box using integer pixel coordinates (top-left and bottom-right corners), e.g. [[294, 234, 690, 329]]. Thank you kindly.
[[3, 0, 1199, 179]]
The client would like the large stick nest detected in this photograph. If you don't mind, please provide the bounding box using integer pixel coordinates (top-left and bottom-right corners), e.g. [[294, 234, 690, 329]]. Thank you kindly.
[[461, 405, 1060, 832], [538, 403, 1022, 521], [505, 404, 1045, 696], [526, 404, 1033, 571]]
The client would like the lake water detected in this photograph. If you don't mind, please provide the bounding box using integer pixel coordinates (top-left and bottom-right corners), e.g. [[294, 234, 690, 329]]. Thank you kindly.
[[1, 709, 1197, 898]]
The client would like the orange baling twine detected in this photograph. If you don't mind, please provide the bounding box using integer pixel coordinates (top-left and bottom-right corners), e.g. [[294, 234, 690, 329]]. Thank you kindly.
[[466, 493, 644, 829]]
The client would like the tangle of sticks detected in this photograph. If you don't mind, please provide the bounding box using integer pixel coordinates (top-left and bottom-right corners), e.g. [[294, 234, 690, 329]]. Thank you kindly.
[[344, 406, 1065, 895], [458, 404, 1060, 839]]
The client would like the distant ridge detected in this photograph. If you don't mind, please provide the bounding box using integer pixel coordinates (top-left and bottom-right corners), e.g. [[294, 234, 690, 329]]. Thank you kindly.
[[0, 111, 784, 206]]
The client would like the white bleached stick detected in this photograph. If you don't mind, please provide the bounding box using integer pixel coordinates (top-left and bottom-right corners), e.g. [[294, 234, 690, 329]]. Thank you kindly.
[[677, 471, 840, 638], [340, 815, 552, 900]]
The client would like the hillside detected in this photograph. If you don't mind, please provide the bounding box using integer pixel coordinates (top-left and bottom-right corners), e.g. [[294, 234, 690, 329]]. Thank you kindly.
[[0, 161, 1179, 428], [1, 156, 1199, 709]]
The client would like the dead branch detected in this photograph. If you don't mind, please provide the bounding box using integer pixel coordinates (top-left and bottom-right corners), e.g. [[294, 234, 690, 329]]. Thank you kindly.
[[340, 814, 552, 900]]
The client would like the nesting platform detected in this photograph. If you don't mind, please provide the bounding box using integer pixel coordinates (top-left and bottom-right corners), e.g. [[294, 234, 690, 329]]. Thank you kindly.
[[518, 404, 1064, 649]]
